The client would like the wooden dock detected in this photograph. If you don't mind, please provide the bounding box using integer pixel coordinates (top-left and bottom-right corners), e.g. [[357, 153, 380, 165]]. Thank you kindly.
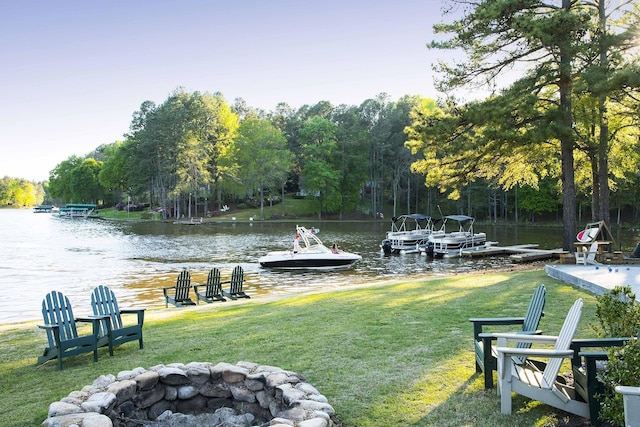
[[461, 244, 568, 263]]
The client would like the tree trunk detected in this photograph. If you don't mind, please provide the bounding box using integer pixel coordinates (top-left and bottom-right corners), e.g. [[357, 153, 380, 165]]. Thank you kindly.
[[559, 2, 577, 251]]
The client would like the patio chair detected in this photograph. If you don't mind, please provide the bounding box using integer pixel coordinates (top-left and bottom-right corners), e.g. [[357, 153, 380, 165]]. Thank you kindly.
[[91, 285, 145, 355], [495, 298, 589, 418], [163, 269, 196, 307], [575, 242, 599, 265], [223, 265, 250, 300], [194, 267, 227, 304], [37, 291, 101, 370], [470, 284, 546, 388], [616, 386, 640, 427], [569, 331, 637, 425]]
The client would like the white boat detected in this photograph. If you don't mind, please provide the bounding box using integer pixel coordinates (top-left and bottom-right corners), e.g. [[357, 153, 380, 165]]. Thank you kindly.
[[380, 214, 434, 255], [421, 215, 487, 258], [259, 225, 362, 270], [33, 205, 54, 213]]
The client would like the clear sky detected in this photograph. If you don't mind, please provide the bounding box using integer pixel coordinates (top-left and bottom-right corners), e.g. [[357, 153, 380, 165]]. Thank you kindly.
[[1, 0, 460, 182]]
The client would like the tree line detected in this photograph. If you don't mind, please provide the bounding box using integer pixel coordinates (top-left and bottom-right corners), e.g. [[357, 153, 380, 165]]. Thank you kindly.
[[19, 1, 639, 249], [0, 177, 46, 207]]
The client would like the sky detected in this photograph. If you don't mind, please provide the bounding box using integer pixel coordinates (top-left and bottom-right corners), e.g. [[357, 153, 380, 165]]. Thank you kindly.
[[1, 0, 463, 182]]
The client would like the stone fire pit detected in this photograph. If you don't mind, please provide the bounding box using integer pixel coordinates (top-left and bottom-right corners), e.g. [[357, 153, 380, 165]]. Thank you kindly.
[[42, 361, 336, 427]]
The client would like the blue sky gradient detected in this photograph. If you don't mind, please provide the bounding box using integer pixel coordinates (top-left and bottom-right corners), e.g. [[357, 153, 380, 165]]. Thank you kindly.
[[1, 1, 459, 181]]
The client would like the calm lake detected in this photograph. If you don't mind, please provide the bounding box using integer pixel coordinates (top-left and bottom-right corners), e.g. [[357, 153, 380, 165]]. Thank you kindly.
[[1, 209, 637, 325]]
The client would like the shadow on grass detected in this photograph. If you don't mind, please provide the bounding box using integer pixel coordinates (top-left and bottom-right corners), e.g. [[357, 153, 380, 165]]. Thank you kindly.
[[0, 269, 598, 426]]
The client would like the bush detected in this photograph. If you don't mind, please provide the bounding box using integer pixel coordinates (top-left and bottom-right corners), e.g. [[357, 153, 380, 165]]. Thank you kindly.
[[594, 286, 640, 426]]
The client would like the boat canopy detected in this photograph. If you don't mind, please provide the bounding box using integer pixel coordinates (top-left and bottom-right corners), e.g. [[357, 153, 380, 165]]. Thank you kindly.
[[391, 214, 431, 223]]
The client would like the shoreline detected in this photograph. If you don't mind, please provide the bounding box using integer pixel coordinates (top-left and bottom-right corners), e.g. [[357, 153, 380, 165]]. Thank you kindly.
[[1, 261, 550, 330]]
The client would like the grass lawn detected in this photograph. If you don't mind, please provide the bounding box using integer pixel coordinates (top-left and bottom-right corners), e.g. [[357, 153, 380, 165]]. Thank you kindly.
[[0, 269, 599, 426]]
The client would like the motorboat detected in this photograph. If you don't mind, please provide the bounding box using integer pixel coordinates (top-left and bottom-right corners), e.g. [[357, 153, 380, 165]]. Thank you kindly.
[[380, 214, 434, 255], [33, 205, 54, 213], [259, 225, 362, 270], [421, 215, 487, 258]]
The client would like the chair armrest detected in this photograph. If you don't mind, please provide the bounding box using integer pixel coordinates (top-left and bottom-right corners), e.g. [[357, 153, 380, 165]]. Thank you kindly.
[[470, 317, 526, 324], [479, 329, 541, 340], [571, 337, 630, 351], [616, 385, 640, 396], [163, 287, 175, 297], [38, 323, 59, 331], [496, 347, 574, 358], [120, 308, 145, 323], [471, 317, 525, 339], [570, 337, 630, 367], [493, 332, 558, 345], [76, 315, 106, 322], [120, 308, 146, 314]]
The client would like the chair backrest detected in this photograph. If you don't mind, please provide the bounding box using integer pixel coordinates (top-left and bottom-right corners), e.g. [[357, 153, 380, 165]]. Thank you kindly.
[[512, 285, 546, 363], [206, 268, 222, 297], [522, 285, 546, 332], [230, 266, 244, 293], [175, 270, 192, 301], [41, 291, 78, 345], [91, 285, 123, 331], [542, 298, 584, 389], [586, 242, 598, 261]]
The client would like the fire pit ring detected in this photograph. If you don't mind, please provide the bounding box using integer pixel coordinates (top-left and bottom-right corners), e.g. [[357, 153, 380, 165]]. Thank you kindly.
[[42, 361, 336, 427]]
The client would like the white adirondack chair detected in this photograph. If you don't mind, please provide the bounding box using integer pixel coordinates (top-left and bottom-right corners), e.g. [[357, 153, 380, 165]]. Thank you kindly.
[[495, 298, 590, 419], [575, 242, 599, 265], [615, 386, 640, 427]]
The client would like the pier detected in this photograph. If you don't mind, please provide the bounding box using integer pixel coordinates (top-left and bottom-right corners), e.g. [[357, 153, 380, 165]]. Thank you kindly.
[[460, 243, 568, 263]]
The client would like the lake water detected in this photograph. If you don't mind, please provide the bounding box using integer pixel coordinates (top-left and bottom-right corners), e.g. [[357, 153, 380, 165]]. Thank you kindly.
[[1, 209, 637, 325]]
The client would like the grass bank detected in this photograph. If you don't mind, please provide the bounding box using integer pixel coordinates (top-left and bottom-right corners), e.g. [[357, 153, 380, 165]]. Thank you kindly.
[[0, 269, 599, 426]]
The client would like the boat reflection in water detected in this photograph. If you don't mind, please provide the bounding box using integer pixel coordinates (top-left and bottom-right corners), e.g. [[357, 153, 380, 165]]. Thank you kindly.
[[259, 225, 362, 270]]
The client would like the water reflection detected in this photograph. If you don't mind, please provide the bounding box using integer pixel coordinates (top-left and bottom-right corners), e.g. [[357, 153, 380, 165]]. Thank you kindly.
[[1, 209, 637, 324]]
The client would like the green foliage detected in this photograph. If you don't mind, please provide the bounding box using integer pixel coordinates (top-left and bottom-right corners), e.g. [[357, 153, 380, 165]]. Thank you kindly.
[[593, 286, 640, 426], [593, 285, 640, 338], [0, 177, 45, 207], [599, 340, 640, 426]]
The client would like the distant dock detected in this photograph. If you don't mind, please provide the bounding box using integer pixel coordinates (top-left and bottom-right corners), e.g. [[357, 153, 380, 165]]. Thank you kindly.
[[460, 243, 568, 263]]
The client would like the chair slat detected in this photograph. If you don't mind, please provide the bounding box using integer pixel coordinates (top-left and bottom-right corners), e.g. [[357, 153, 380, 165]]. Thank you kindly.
[[542, 298, 584, 388]]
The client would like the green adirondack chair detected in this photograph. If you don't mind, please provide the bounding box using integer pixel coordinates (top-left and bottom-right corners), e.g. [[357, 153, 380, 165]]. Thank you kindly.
[[569, 328, 639, 425], [470, 284, 546, 388], [194, 267, 227, 304], [223, 265, 250, 300], [91, 285, 145, 355], [38, 291, 101, 370], [163, 269, 196, 307]]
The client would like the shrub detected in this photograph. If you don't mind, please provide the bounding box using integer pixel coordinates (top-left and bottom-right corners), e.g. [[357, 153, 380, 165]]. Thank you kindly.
[[594, 286, 640, 426], [593, 285, 640, 337]]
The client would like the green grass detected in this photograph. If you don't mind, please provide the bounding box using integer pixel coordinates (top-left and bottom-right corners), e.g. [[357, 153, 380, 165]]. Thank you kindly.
[[97, 196, 374, 221], [0, 269, 599, 426]]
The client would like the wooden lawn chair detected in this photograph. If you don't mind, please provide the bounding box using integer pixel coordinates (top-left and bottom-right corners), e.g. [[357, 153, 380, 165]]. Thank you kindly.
[[495, 298, 589, 418], [470, 284, 546, 388], [91, 285, 145, 355], [194, 267, 227, 304], [222, 266, 250, 300], [616, 386, 640, 427], [575, 242, 599, 265], [569, 330, 637, 426], [37, 291, 101, 370], [163, 270, 196, 307]]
